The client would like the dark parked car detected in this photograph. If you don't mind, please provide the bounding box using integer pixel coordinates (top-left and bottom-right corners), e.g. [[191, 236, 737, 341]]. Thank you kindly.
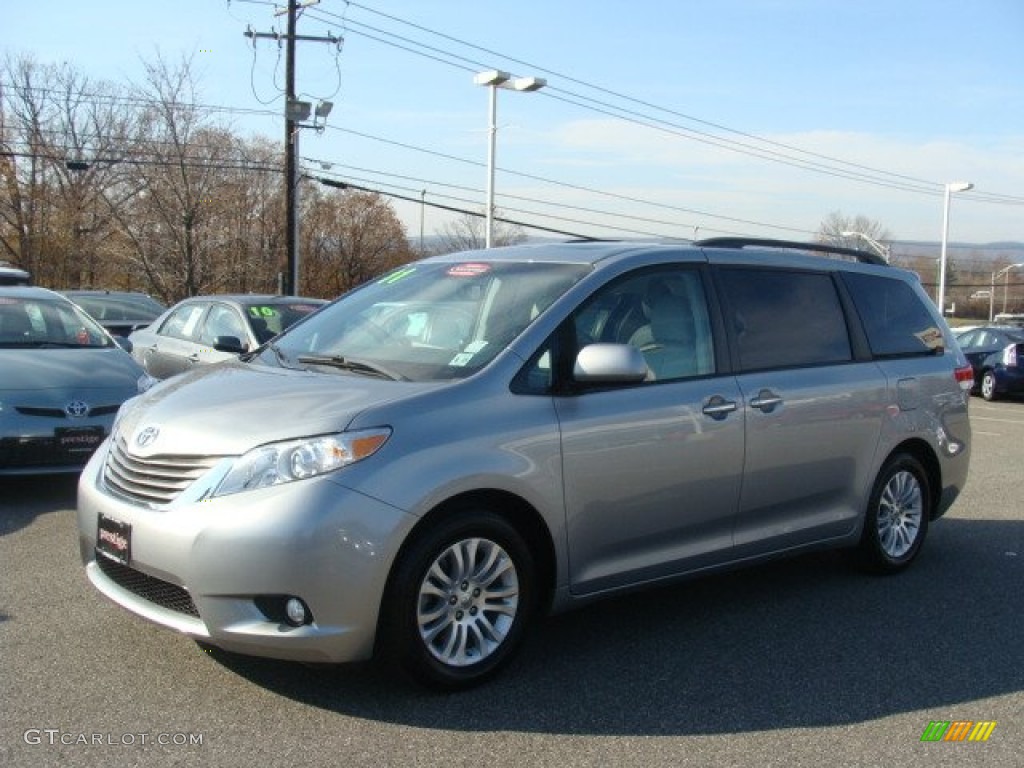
[[1, 263, 31, 285], [955, 325, 1024, 400], [128, 294, 326, 379], [61, 290, 166, 339], [0, 286, 154, 474]]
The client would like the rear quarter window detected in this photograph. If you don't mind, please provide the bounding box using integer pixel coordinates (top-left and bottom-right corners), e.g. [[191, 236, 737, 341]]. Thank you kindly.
[[717, 268, 852, 371], [843, 273, 944, 356]]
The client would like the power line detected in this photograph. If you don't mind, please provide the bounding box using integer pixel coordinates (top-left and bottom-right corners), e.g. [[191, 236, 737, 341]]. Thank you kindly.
[[321, 125, 816, 236], [323, 1, 1024, 206]]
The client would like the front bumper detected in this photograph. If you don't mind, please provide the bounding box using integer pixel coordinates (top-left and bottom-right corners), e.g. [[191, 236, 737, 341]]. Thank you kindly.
[[76, 444, 415, 663], [1, 416, 114, 475]]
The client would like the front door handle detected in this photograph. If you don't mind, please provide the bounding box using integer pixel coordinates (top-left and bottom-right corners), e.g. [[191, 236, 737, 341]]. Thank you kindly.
[[750, 390, 783, 413], [702, 395, 738, 420]]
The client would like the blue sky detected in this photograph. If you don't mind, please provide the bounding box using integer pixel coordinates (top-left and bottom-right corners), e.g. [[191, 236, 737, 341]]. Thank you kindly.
[[5, 0, 1024, 247]]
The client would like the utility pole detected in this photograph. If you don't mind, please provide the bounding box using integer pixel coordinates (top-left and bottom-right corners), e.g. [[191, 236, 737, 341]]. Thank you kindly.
[[244, 1, 338, 296], [284, 0, 298, 297]]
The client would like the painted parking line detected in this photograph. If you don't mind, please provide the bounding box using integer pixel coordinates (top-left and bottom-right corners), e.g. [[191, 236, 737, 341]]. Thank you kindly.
[[970, 415, 1024, 426]]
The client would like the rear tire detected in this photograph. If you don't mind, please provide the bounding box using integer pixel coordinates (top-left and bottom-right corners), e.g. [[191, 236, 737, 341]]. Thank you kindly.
[[381, 508, 535, 690], [857, 453, 930, 574], [981, 370, 999, 401]]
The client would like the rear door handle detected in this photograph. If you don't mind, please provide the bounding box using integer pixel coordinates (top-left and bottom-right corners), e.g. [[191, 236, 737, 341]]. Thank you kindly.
[[750, 390, 783, 413]]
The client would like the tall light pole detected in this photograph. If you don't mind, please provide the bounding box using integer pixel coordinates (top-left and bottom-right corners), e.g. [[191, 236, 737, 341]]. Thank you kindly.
[[841, 230, 890, 262], [937, 181, 973, 315], [474, 70, 546, 248], [990, 263, 1024, 321]]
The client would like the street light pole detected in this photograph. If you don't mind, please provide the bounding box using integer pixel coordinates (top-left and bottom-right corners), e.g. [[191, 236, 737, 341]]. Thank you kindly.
[[484, 77, 500, 249], [419, 189, 426, 254], [474, 70, 546, 249], [840, 231, 890, 262], [937, 181, 973, 315], [990, 263, 1024, 321]]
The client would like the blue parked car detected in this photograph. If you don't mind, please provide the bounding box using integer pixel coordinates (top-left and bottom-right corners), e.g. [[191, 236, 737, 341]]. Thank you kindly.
[[0, 286, 155, 474], [955, 325, 1024, 400]]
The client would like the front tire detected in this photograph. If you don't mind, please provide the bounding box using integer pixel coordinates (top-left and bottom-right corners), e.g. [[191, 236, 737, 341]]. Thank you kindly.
[[381, 509, 535, 690], [858, 453, 930, 573]]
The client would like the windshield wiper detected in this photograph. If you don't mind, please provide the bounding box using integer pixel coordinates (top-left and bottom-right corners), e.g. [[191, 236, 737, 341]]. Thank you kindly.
[[296, 354, 406, 381]]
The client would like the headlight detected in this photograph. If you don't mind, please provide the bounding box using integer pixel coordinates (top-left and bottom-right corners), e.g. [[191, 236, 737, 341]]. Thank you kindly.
[[212, 428, 391, 498], [137, 373, 157, 393]]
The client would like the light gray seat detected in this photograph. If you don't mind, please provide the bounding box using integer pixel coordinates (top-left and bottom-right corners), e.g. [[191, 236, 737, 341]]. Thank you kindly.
[[639, 291, 697, 380]]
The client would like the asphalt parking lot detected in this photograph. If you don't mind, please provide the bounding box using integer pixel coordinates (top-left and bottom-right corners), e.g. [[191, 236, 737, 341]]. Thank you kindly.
[[2, 399, 1021, 768]]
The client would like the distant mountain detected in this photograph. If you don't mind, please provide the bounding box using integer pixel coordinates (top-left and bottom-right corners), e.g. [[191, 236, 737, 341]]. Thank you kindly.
[[890, 241, 1024, 263]]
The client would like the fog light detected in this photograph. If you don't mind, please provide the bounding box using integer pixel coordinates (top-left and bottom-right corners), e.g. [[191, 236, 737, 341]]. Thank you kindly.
[[285, 597, 307, 627], [254, 594, 313, 626]]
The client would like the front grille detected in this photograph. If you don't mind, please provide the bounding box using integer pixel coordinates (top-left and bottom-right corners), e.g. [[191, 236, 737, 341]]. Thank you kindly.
[[96, 554, 200, 617], [16, 404, 121, 418], [103, 435, 222, 506]]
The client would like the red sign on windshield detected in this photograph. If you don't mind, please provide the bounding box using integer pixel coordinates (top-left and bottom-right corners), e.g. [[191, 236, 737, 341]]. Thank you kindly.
[[447, 263, 491, 277]]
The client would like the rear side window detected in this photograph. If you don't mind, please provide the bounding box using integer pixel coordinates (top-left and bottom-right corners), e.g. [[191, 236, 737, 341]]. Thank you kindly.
[[717, 268, 852, 371], [844, 273, 944, 356]]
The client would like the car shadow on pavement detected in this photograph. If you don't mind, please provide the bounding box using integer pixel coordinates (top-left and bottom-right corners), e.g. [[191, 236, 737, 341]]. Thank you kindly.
[[202, 516, 1022, 736], [0, 475, 79, 538]]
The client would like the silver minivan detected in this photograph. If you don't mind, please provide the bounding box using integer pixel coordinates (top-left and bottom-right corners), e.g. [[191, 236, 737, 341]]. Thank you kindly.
[[77, 239, 973, 689]]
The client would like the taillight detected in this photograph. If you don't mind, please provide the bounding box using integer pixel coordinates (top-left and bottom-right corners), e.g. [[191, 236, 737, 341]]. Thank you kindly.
[[1003, 344, 1019, 368], [955, 364, 974, 392]]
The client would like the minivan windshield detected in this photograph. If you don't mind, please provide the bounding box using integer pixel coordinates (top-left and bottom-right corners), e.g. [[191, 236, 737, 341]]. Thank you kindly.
[[271, 260, 590, 381]]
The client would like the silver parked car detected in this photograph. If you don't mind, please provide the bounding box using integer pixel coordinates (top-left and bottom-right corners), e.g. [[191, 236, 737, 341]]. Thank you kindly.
[[77, 240, 973, 688], [1, 286, 154, 475], [129, 294, 326, 379]]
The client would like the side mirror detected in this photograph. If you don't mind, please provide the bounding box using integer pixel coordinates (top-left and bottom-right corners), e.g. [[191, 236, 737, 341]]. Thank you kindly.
[[574, 343, 648, 384], [213, 335, 247, 354]]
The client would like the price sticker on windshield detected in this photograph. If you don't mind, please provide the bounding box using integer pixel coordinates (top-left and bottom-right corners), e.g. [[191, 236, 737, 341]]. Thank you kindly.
[[447, 263, 491, 277]]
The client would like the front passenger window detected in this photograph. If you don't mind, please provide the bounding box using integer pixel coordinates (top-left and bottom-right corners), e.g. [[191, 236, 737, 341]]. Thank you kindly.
[[575, 268, 714, 382], [201, 305, 247, 346]]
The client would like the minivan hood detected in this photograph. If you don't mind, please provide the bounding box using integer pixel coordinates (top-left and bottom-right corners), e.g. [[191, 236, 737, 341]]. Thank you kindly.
[[115, 360, 434, 457]]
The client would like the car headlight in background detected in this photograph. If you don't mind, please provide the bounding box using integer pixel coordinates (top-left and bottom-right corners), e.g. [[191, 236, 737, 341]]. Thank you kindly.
[[212, 428, 392, 498], [137, 373, 157, 393]]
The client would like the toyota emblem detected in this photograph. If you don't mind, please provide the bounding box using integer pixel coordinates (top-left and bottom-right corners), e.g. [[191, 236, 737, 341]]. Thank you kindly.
[[64, 400, 89, 418], [135, 426, 160, 448]]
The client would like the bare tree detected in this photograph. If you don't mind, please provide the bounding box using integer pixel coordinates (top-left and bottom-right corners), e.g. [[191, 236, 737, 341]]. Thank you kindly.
[[105, 53, 243, 301], [1, 52, 409, 300], [0, 54, 140, 288], [301, 185, 413, 298], [434, 209, 527, 254]]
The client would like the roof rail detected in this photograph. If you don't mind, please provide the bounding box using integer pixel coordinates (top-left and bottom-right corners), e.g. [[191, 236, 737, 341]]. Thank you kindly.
[[694, 237, 887, 266]]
